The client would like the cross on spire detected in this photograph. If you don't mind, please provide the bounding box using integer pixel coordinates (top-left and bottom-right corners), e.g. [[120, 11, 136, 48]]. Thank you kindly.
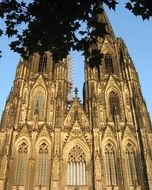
[[74, 87, 78, 97]]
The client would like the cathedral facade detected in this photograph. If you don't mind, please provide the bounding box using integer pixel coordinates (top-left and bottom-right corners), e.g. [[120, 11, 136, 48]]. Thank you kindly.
[[0, 11, 152, 190]]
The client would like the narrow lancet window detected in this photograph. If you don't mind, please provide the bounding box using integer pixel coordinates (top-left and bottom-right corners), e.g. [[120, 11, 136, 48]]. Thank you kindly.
[[36, 143, 49, 187], [31, 89, 45, 120], [38, 55, 47, 73], [109, 91, 120, 117], [14, 142, 28, 186], [67, 145, 86, 186], [124, 143, 138, 186], [105, 54, 114, 74], [104, 143, 117, 186]]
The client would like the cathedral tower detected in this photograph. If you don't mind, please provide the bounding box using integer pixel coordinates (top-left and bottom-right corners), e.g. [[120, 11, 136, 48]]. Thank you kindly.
[[0, 10, 152, 190]]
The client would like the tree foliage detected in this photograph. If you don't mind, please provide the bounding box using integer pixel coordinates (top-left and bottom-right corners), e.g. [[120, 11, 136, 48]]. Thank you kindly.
[[0, 0, 152, 67]]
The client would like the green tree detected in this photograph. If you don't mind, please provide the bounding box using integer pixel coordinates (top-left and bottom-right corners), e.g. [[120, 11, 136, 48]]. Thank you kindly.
[[0, 0, 152, 67]]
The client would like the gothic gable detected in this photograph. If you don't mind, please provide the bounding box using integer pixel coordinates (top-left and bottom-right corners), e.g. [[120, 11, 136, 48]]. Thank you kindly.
[[62, 120, 90, 151], [17, 124, 31, 140], [102, 125, 116, 142], [122, 125, 136, 143], [36, 125, 51, 142], [105, 76, 120, 93], [64, 98, 89, 129], [101, 37, 116, 53], [31, 75, 47, 92]]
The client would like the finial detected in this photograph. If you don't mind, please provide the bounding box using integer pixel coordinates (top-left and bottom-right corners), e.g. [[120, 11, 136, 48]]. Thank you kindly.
[[74, 87, 78, 97]]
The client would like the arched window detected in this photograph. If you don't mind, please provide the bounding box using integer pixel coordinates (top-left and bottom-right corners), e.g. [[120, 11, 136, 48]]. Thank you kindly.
[[109, 91, 120, 117], [67, 145, 86, 186], [36, 142, 49, 187], [124, 143, 138, 186], [104, 143, 117, 186], [14, 142, 28, 185], [38, 55, 47, 73], [105, 54, 114, 74], [31, 89, 45, 120]]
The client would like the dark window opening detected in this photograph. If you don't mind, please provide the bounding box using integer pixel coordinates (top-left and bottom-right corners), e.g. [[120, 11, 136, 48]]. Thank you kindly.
[[105, 54, 114, 74], [38, 55, 47, 73], [109, 91, 120, 116]]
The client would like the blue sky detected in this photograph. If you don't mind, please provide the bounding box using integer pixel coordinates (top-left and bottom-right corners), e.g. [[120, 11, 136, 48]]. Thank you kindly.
[[0, 2, 152, 119]]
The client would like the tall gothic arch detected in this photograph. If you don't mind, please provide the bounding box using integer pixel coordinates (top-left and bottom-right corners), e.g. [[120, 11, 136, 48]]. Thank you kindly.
[[38, 55, 47, 73], [124, 141, 139, 187], [14, 142, 29, 186], [30, 87, 46, 121], [35, 142, 50, 188], [108, 91, 121, 118], [67, 145, 86, 186], [104, 54, 114, 74], [104, 142, 118, 187]]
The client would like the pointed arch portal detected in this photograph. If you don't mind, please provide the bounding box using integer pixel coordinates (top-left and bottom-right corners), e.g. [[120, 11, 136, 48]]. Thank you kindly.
[[36, 142, 50, 187], [67, 145, 86, 186]]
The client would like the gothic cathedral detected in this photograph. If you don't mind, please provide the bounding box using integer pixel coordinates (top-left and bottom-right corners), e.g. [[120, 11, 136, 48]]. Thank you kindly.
[[0, 10, 152, 190]]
